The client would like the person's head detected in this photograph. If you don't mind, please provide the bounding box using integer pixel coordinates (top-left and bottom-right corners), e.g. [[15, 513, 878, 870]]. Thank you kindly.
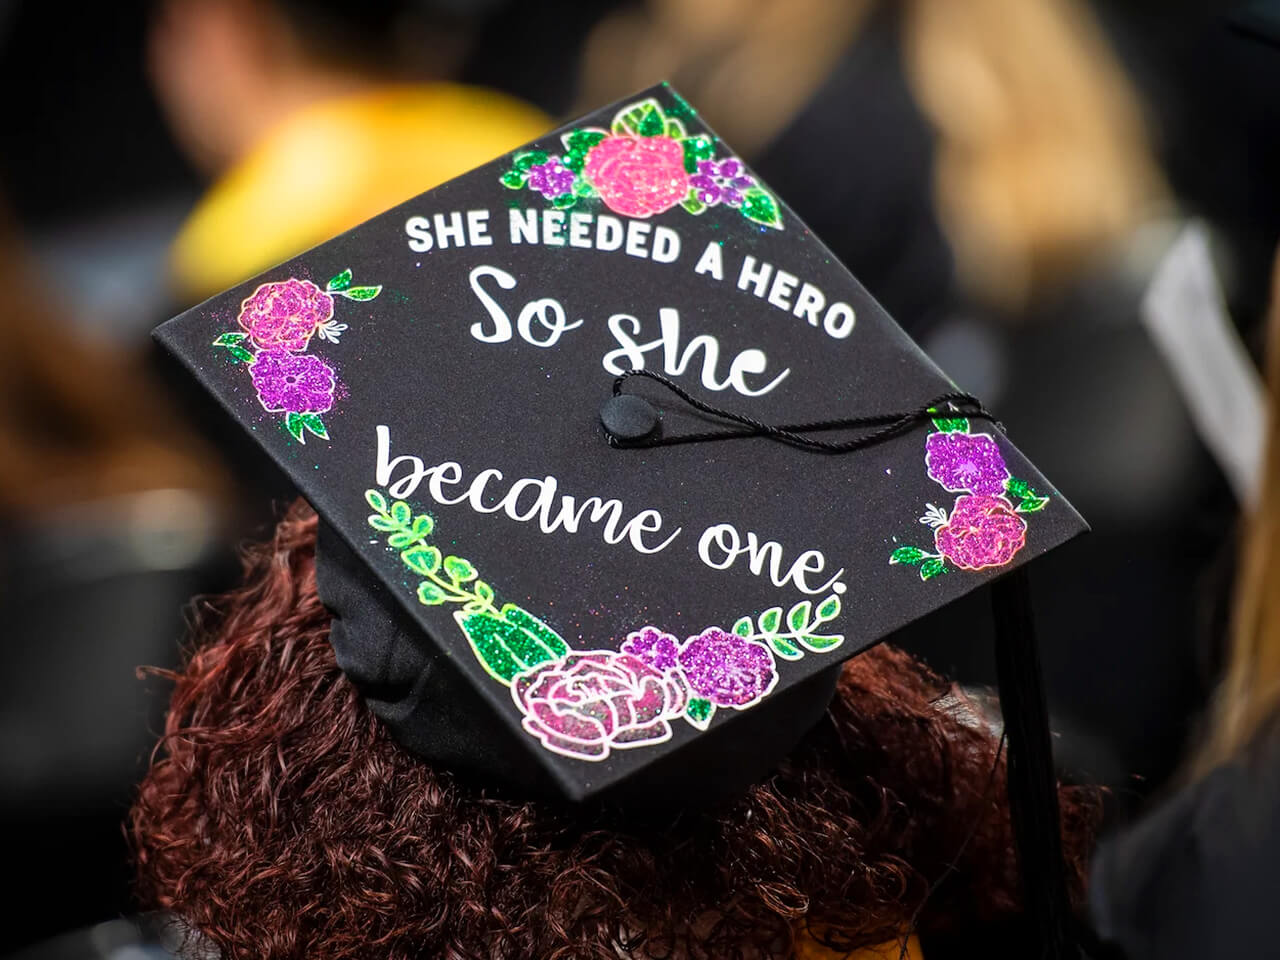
[[147, 0, 480, 174], [130, 500, 1098, 958]]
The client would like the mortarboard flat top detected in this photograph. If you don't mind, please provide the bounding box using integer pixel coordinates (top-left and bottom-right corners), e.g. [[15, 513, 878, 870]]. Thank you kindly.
[[155, 84, 1086, 801]]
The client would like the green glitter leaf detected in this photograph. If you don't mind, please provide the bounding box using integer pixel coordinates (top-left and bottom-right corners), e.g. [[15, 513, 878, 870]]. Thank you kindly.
[[410, 514, 433, 539], [368, 514, 399, 532], [325, 268, 352, 292], [365, 489, 388, 513], [387, 530, 418, 549], [613, 98, 667, 137], [401, 545, 441, 576], [418, 582, 448, 606], [741, 188, 784, 230], [931, 417, 970, 433], [758, 606, 783, 634], [443, 555, 478, 583], [768, 635, 803, 661], [798, 633, 844, 653], [390, 501, 412, 525], [787, 601, 812, 633], [455, 611, 523, 681], [890, 546, 925, 565], [284, 412, 306, 443], [474, 580, 494, 606], [1016, 494, 1050, 513], [499, 604, 569, 658], [226, 345, 255, 363], [732, 616, 752, 638], [919, 559, 948, 581], [815, 594, 841, 622], [681, 136, 715, 173], [685, 697, 714, 731], [212, 332, 247, 346], [300, 413, 328, 440], [501, 169, 526, 189], [572, 178, 596, 198], [562, 150, 586, 173], [551, 192, 576, 209], [681, 190, 707, 216], [339, 284, 382, 301], [562, 129, 605, 153], [513, 150, 548, 172], [1005, 477, 1030, 498], [665, 118, 687, 138]]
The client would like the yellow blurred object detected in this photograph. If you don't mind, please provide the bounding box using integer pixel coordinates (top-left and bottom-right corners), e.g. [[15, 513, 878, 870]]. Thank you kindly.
[[795, 932, 923, 959], [170, 84, 550, 301]]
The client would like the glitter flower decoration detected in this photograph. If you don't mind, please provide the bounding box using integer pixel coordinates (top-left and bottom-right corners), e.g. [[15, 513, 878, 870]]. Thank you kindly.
[[933, 495, 1028, 570], [512, 651, 687, 760], [678, 628, 777, 710], [890, 417, 1049, 581], [622, 625, 681, 671], [249, 350, 335, 415], [237, 278, 333, 352], [212, 267, 381, 442], [499, 95, 783, 229], [925, 431, 1010, 496], [689, 158, 756, 208], [582, 134, 690, 218], [525, 156, 577, 200]]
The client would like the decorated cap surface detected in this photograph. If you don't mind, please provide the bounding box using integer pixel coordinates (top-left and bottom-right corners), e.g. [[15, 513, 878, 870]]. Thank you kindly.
[[154, 84, 1086, 801]]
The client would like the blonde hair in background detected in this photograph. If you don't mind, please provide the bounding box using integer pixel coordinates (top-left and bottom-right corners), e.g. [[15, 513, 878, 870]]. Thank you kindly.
[[903, 0, 1166, 310], [1201, 251, 1280, 769], [576, 0, 1166, 311]]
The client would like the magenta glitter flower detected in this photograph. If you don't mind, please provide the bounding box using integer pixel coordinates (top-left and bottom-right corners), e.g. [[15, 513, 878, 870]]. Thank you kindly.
[[621, 626, 680, 672], [925, 431, 1010, 496], [512, 651, 687, 760], [526, 156, 576, 199], [934, 494, 1027, 570], [249, 350, 336, 415], [689, 158, 756, 207], [677, 628, 777, 709], [583, 135, 690, 218], [237, 278, 334, 352]]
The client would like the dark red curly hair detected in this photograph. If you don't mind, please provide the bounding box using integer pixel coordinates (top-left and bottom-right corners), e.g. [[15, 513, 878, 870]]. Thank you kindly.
[[130, 501, 1098, 959]]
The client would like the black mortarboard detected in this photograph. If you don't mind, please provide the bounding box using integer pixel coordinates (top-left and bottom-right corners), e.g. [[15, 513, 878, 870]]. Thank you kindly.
[[155, 83, 1086, 950]]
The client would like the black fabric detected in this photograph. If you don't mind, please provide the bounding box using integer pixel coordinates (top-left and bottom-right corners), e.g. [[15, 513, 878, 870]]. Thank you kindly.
[[317, 519, 844, 807], [1090, 726, 1280, 959]]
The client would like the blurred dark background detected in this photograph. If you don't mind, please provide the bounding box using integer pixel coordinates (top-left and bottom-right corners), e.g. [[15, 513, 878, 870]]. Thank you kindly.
[[2, 0, 1278, 953]]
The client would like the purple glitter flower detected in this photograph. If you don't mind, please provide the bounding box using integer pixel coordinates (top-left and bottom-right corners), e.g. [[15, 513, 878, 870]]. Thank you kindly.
[[925, 431, 1010, 496], [621, 626, 680, 671], [934, 494, 1027, 570], [677, 628, 777, 708], [512, 651, 687, 760], [689, 157, 756, 207], [526, 156, 577, 199], [249, 350, 336, 415]]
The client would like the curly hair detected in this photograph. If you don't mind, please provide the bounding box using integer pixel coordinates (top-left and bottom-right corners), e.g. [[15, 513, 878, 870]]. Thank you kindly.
[[130, 500, 1098, 960]]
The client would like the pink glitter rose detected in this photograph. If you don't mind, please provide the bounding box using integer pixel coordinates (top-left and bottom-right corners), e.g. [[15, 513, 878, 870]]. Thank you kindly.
[[934, 494, 1027, 570], [677, 628, 777, 708], [925, 432, 1010, 496], [249, 350, 335, 415], [238, 278, 334, 352], [512, 651, 687, 760], [583, 135, 690, 218]]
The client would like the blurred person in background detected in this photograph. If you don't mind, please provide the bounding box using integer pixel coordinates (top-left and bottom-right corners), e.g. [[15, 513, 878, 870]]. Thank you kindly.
[[576, 0, 1228, 809], [148, 0, 551, 304], [1088, 247, 1280, 959], [0, 208, 230, 949]]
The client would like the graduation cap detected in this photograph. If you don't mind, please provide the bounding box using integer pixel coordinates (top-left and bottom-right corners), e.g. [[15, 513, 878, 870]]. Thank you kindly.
[[156, 84, 1086, 956]]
